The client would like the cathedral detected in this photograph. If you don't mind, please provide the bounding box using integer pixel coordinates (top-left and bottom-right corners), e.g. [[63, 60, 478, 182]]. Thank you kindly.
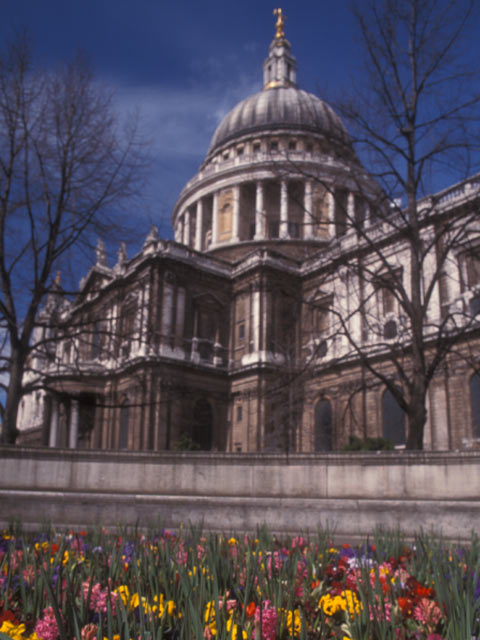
[[18, 13, 480, 452]]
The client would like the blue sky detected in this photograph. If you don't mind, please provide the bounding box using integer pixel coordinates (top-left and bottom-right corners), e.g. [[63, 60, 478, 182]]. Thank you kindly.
[[1, 0, 479, 255], [1, 1, 359, 249]]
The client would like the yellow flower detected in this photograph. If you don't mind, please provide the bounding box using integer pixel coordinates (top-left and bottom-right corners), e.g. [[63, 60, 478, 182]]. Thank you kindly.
[[204, 600, 218, 635], [226, 617, 247, 640], [285, 609, 302, 637], [318, 593, 346, 616], [114, 584, 130, 606], [0, 620, 27, 640], [62, 550, 70, 565], [341, 590, 362, 616], [318, 591, 362, 618], [227, 537, 238, 546], [129, 592, 152, 614], [204, 600, 216, 623]]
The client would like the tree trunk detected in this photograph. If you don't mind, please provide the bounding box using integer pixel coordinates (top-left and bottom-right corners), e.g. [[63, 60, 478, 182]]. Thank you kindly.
[[1, 346, 25, 444], [406, 377, 427, 449]]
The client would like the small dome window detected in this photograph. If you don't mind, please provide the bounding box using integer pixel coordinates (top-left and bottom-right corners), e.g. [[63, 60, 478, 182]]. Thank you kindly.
[[270, 140, 278, 151], [253, 142, 261, 152], [384, 319, 398, 339], [288, 140, 297, 151]]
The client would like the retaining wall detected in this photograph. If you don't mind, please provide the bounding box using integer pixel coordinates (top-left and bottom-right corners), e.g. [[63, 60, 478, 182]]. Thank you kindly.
[[1, 446, 480, 540]]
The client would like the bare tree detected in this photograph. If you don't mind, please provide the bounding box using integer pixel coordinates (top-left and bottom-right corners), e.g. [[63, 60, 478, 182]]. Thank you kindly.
[[0, 33, 144, 444], [324, 0, 480, 448]]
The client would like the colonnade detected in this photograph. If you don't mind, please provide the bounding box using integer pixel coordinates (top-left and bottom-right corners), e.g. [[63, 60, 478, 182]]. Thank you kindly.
[[48, 397, 79, 448], [175, 179, 342, 251]]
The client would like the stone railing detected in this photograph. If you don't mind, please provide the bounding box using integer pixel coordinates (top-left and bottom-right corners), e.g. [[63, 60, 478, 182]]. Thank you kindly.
[[1, 447, 480, 540]]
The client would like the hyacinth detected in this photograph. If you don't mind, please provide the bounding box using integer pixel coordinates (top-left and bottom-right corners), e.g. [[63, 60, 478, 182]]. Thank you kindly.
[[254, 600, 278, 640], [82, 579, 118, 614], [34, 607, 60, 640]]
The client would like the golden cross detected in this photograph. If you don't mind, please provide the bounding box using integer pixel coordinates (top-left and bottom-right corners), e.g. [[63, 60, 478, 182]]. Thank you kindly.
[[273, 8, 286, 40]]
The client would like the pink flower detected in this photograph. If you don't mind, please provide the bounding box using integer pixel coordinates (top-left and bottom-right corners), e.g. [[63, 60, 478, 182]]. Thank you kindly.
[[254, 600, 278, 640], [368, 596, 392, 622], [413, 598, 442, 632], [82, 580, 117, 614], [35, 607, 60, 640], [80, 624, 98, 640]]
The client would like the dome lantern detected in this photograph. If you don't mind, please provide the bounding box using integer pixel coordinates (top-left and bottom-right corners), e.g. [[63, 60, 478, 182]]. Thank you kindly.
[[263, 9, 297, 90]]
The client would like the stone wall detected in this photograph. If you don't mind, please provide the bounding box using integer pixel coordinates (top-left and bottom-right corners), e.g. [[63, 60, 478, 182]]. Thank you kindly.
[[1, 446, 480, 540]]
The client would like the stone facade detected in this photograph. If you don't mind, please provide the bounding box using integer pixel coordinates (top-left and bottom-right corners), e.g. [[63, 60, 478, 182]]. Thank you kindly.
[[18, 26, 480, 453]]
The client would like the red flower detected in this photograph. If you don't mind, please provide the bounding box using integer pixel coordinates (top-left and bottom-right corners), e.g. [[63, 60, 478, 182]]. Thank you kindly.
[[246, 602, 256, 617], [0, 610, 19, 625], [398, 596, 414, 617]]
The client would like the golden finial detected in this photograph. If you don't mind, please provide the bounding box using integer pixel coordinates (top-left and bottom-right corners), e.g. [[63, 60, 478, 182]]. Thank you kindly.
[[273, 8, 286, 40], [55, 270, 61, 285]]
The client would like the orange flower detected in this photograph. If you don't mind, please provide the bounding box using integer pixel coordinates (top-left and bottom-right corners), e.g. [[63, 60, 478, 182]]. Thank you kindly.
[[246, 602, 256, 617]]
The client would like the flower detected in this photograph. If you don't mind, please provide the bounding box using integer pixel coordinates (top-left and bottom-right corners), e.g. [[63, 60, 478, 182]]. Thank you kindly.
[[0, 620, 27, 640], [226, 617, 247, 640], [284, 609, 302, 637], [35, 607, 61, 640], [413, 598, 442, 632], [80, 624, 98, 640], [254, 600, 277, 640]]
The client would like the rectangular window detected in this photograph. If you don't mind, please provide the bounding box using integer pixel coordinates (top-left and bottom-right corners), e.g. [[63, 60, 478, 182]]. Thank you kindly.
[[334, 189, 349, 237], [288, 140, 296, 151], [269, 141, 278, 152], [253, 142, 261, 152], [238, 323, 245, 341], [382, 288, 395, 315], [465, 252, 480, 288], [237, 405, 243, 422]]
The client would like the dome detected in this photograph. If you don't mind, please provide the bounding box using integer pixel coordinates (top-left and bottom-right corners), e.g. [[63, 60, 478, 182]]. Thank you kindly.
[[207, 87, 349, 157]]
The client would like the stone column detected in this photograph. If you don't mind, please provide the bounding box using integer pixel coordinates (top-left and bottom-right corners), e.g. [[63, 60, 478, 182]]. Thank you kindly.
[[191, 308, 200, 363], [195, 200, 203, 251], [348, 192, 355, 228], [254, 181, 265, 240], [424, 241, 441, 321], [280, 180, 289, 238], [176, 217, 184, 243], [175, 287, 185, 350], [69, 399, 79, 449], [161, 284, 173, 348], [49, 397, 59, 447], [304, 181, 313, 238], [211, 191, 219, 246], [327, 190, 335, 239], [232, 185, 240, 242], [183, 210, 190, 246], [138, 282, 150, 356], [252, 289, 260, 352]]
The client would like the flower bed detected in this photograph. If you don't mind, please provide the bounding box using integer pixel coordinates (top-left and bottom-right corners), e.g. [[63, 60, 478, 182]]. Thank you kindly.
[[0, 525, 478, 639]]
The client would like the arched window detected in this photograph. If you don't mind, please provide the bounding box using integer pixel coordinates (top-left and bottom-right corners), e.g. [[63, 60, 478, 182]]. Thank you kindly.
[[470, 372, 480, 438], [119, 399, 129, 449], [192, 398, 213, 450], [314, 399, 333, 451], [382, 388, 406, 446]]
